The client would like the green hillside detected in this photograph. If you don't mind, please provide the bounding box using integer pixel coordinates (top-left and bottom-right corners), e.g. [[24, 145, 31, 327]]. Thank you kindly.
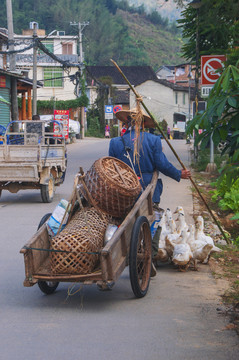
[[118, 9, 185, 69], [127, 0, 183, 21], [0, 0, 185, 69]]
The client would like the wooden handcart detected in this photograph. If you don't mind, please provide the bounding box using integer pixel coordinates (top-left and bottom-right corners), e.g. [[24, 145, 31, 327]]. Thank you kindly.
[[20, 171, 158, 298]]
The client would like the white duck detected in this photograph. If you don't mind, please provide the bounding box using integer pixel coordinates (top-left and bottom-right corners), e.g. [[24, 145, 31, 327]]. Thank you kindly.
[[167, 217, 181, 242], [186, 224, 196, 250], [172, 229, 192, 270], [164, 216, 183, 258], [195, 216, 222, 254], [156, 247, 169, 262], [159, 212, 171, 245], [187, 222, 214, 267], [165, 235, 175, 258], [175, 212, 189, 235], [165, 208, 175, 228], [192, 243, 213, 270], [174, 205, 185, 216], [151, 212, 169, 262]]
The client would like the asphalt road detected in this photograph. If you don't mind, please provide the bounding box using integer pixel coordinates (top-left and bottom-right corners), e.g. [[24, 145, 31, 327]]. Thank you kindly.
[[0, 138, 238, 360]]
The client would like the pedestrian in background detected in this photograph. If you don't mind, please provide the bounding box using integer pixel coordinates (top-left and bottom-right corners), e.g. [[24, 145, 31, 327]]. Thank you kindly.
[[105, 124, 110, 138], [120, 124, 127, 136], [167, 126, 171, 139]]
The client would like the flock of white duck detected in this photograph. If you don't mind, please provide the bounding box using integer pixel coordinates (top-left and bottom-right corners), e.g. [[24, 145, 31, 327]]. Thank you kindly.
[[156, 206, 222, 271]]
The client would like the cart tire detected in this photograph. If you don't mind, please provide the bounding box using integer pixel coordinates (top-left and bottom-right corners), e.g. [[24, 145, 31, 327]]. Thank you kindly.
[[129, 216, 152, 298], [37, 213, 52, 230], [41, 173, 55, 203], [38, 281, 59, 295], [37, 214, 59, 294]]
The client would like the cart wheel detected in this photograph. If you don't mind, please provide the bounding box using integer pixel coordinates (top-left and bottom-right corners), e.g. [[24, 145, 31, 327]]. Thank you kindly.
[[129, 216, 152, 298], [38, 281, 59, 295], [37, 214, 59, 294], [41, 173, 55, 203], [37, 213, 52, 230]]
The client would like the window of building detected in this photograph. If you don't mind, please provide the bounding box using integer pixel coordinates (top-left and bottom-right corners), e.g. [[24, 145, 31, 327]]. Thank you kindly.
[[62, 42, 73, 55], [43, 67, 63, 87], [175, 92, 178, 104], [38, 40, 54, 55]]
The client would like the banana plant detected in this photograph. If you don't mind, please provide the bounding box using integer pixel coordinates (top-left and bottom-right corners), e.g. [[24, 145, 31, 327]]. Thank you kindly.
[[187, 63, 239, 185]]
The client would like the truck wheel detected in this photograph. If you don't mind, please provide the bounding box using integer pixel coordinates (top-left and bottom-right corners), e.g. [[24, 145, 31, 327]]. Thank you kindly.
[[41, 174, 55, 203], [37, 213, 52, 230], [38, 281, 59, 295], [129, 216, 152, 298]]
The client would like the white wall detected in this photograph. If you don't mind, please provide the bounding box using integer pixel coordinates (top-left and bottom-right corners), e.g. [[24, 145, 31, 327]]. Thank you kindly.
[[14, 36, 77, 55], [130, 80, 190, 130], [27, 66, 78, 101]]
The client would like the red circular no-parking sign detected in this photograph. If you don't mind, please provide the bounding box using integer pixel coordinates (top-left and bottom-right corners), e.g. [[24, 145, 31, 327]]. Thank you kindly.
[[113, 105, 122, 114], [201, 55, 226, 85]]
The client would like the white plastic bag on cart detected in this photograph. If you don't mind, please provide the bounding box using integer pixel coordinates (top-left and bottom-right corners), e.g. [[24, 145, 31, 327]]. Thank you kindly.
[[47, 199, 70, 237]]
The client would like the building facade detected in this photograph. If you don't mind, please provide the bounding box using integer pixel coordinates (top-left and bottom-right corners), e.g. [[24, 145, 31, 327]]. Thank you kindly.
[[131, 78, 191, 132], [14, 27, 79, 104]]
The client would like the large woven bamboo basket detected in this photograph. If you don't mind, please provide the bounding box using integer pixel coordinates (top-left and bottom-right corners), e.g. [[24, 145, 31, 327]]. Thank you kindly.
[[50, 207, 109, 275], [80, 157, 142, 218]]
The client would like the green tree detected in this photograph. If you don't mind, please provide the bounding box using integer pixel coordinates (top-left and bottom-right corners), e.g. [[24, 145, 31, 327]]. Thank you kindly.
[[180, 0, 239, 181], [187, 63, 239, 184], [0, 0, 183, 67], [178, 0, 239, 64]]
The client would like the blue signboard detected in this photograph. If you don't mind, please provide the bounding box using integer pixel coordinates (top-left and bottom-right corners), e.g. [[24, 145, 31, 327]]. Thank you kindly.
[[105, 105, 113, 114]]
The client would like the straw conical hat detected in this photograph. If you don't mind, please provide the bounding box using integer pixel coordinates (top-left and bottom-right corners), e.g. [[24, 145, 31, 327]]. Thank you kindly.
[[115, 108, 155, 128]]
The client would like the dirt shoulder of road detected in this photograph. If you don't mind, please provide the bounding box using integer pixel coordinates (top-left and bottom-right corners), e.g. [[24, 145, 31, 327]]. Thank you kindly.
[[192, 170, 239, 334]]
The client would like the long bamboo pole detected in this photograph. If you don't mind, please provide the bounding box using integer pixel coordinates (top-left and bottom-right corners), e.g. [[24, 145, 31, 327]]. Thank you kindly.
[[110, 59, 229, 243]]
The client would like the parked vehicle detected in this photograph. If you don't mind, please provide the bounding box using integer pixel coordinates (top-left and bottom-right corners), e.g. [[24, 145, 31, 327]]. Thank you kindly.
[[40, 115, 81, 138], [69, 119, 81, 138], [0, 120, 67, 202]]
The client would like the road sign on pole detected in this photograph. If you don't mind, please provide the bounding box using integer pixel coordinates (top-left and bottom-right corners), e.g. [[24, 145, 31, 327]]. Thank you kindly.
[[105, 105, 113, 113], [201, 86, 213, 98], [113, 105, 122, 114], [201, 55, 226, 86], [105, 105, 113, 120]]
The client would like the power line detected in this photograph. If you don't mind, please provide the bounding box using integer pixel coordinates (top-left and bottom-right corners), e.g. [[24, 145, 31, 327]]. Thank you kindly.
[[37, 74, 74, 82], [36, 38, 79, 68]]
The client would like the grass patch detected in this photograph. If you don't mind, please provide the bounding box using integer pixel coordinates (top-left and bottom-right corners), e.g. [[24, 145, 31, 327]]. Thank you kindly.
[[191, 149, 239, 331], [211, 246, 239, 304]]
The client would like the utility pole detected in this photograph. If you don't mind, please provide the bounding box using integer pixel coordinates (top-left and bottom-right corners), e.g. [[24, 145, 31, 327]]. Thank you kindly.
[[186, 66, 191, 144], [32, 22, 38, 116], [6, 0, 18, 122], [70, 21, 89, 139]]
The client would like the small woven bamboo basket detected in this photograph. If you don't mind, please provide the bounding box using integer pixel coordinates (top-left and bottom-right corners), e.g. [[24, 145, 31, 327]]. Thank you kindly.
[[80, 157, 141, 218], [50, 207, 109, 275]]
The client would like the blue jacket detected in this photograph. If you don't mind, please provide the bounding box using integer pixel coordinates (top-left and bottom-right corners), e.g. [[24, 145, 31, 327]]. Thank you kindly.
[[109, 129, 181, 203]]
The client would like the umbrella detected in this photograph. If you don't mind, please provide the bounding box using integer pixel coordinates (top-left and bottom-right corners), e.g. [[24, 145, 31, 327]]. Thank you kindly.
[[0, 95, 10, 105]]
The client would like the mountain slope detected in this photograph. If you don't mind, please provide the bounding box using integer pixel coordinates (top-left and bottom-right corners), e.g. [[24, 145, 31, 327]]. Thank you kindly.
[[127, 0, 183, 21], [118, 9, 185, 69], [0, 0, 185, 69]]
